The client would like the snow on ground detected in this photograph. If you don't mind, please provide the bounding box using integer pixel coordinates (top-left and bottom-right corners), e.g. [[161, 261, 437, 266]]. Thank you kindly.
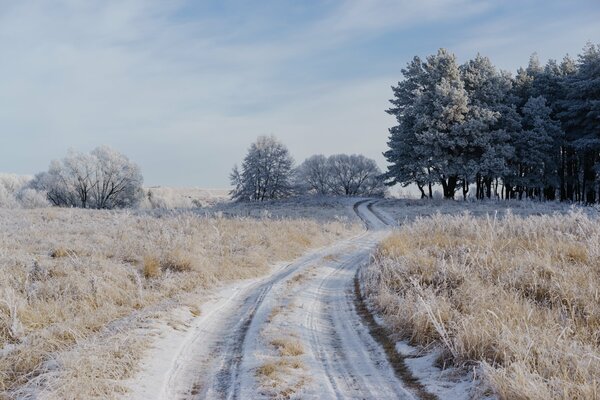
[[125, 274, 268, 399]]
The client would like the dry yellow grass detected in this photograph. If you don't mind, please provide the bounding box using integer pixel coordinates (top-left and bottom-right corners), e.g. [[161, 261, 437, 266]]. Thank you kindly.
[[255, 359, 304, 398], [142, 256, 161, 279], [256, 362, 278, 379], [0, 207, 359, 399], [270, 338, 304, 357], [50, 247, 72, 258], [365, 210, 600, 400]]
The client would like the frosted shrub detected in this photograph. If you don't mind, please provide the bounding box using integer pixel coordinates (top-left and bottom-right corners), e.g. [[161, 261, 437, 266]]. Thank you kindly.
[[0, 186, 18, 208], [16, 188, 50, 208]]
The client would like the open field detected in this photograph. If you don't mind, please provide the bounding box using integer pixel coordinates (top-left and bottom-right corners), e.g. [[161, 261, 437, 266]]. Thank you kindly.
[[0, 206, 360, 399], [143, 187, 230, 209], [3, 197, 600, 399], [364, 209, 600, 399], [204, 195, 360, 222]]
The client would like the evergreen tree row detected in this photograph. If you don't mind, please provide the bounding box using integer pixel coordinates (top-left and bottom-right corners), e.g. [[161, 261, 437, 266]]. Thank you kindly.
[[384, 43, 600, 202]]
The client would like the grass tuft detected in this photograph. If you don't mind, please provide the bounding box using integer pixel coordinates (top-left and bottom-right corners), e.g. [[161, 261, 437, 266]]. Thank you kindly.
[[270, 338, 304, 357], [143, 256, 161, 279], [50, 247, 71, 258]]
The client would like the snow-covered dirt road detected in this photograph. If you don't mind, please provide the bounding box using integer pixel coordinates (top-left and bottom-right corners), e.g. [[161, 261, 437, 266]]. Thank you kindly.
[[128, 200, 435, 400]]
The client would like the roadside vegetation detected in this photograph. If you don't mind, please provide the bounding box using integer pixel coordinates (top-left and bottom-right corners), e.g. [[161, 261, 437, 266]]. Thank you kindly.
[[364, 210, 600, 399], [0, 207, 359, 399]]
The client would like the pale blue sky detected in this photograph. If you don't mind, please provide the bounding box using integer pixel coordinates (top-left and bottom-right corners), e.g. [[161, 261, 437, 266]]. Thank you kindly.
[[1, 0, 599, 187]]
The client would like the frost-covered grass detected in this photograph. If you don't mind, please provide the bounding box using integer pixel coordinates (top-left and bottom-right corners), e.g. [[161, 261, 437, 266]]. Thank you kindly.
[[377, 197, 584, 223], [142, 187, 229, 209], [365, 210, 600, 399], [0, 207, 359, 399], [205, 195, 360, 222]]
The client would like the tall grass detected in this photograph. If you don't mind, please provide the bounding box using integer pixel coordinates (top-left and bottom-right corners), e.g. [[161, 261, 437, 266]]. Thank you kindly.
[[0, 208, 358, 399], [365, 210, 600, 399]]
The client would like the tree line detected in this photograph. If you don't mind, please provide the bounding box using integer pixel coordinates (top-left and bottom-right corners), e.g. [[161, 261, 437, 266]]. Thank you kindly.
[[9, 137, 383, 209], [384, 43, 600, 202], [230, 135, 385, 201]]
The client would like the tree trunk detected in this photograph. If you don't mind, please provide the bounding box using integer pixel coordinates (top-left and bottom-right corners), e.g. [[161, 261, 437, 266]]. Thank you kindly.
[[444, 176, 457, 199], [560, 146, 566, 201], [417, 184, 427, 199], [485, 177, 492, 199]]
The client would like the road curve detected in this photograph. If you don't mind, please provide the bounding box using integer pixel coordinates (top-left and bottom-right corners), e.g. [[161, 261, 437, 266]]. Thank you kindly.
[[142, 200, 431, 400]]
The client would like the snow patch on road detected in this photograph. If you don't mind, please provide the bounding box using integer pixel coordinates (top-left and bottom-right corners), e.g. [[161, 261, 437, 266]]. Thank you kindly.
[[125, 275, 267, 400]]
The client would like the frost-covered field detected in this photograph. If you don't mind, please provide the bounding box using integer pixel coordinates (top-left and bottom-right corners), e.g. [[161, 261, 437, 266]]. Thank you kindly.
[[0, 206, 359, 399], [377, 197, 590, 223], [144, 187, 230, 209], [364, 208, 600, 399], [3, 196, 599, 399], [204, 195, 361, 222]]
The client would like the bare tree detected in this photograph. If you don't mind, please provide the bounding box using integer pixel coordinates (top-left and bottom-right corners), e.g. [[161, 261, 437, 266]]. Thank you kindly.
[[230, 136, 294, 201], [295, 154, 330, 195], [327, 154, 386, 196], [30, 146, 144, 209], [296, 154, 386, 197]]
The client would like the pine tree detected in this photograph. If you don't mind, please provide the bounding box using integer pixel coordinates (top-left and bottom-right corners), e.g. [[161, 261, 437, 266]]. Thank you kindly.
[[384, 56, 437, 197], [460, 55, 516, 199], [560, 43, 600, 203], [514, 96, 563, 199], [384, 45, 599, 204]]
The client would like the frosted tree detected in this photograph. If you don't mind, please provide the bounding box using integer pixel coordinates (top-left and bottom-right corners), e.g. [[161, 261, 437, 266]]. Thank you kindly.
[[384, 56, 436, 198], [295, 154, 331, 195], [230, 135, 294, 201], [386, 49, 471, 199], [90, 146, 144, 209], [560, 43, 600, 203], [459, 55, 516, 199], [296, 154, 385, 197], [514, 54, 544, 107], [385, 44, 598, 203], [326, 154, 386, 197], [514, 96, 563, 199], [30, 147, 144, 209]]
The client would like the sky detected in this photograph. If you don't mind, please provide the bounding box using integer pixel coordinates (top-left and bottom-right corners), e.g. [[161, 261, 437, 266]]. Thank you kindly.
[[1, 0, 599, 188]]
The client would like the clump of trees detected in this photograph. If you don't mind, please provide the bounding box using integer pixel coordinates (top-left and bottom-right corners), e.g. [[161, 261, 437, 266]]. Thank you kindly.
[[30, 146, 144, 209], [0, 174, 49, 208], [296, 154, 386, 196], [230, 136, 385, 201], [385, 43, 600, 202]]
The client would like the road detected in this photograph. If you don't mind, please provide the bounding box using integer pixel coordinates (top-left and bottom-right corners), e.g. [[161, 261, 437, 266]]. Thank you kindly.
[[136, 200, 434, 400]]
